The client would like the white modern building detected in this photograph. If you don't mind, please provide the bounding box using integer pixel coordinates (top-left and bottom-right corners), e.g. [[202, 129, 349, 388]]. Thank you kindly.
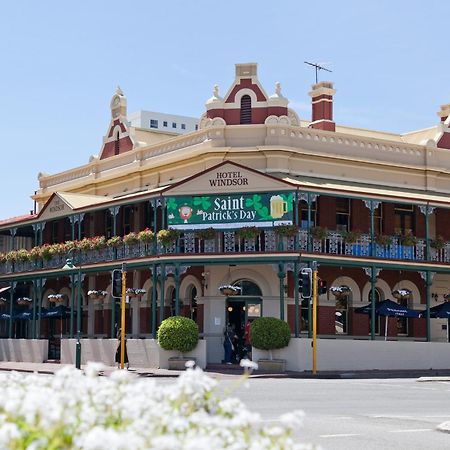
[[128, 110, 198, 134]]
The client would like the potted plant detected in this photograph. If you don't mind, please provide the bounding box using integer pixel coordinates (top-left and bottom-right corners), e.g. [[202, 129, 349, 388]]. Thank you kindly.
[[137, 228, 155, 243], [218, 285, 242, 296], [329, 285, 351, 299], [195, 228, 217, 240], [157, 229, 180, 247], [157, 316, 199, 370], [17, 297, 32, 306], [430, 235, 446, 250], [250, 317, 291, 373], [400, 231, 417, 247], [310, 226, 328, 241], [107, 236, 123, 248], [29, 247, 42, 262], [5, 251, 18, 263], [123, 232, 139, 246], [375, 234, 392, 246], [236, 226, 260, 240], [274, 224, 299, 238], [48, 294, 65, 304], [342, 230, 362, 244], [392, 288, 412, 300], [87, 290, 108, 300], [126, 288, 146, 299]]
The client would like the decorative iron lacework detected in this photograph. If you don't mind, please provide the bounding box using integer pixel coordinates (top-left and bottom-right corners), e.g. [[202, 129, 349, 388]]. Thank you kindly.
[[183, 232, 195, 254], [264, 230, 276, 252], [224, 231, 235, 253]]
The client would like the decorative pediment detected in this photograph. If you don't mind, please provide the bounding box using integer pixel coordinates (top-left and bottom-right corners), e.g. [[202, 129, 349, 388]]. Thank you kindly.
[[39, 193, 74, 220], [164, 161, 294, 196]]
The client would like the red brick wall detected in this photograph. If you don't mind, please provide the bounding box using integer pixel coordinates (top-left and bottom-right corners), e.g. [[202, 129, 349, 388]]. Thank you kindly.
[[318, 196, 336, 228], [436, 209, 450, 240], [140, 307, 151, 333], [317, 305, 335, 334], [287, 304, 295, 333]]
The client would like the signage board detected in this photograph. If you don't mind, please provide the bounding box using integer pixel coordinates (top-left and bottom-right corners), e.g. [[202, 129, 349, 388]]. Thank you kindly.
[[167, 192, 293, 229]]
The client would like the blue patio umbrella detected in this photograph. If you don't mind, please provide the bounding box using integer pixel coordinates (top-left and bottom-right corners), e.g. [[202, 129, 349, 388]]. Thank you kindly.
[[355, 299, 421, 340], [422, 302, 450, 319], [41, 305, 73, 318]]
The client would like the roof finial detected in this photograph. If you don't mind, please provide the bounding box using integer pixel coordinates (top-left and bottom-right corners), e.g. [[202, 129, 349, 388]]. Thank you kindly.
[[213, 84, 220, 98], [116, 85, 123, 96], [275, 82, 282, 96]]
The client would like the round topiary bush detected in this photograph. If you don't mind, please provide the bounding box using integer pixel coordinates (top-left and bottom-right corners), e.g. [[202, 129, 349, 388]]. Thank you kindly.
[[250, 317, 291, 351], [157, 316, 199, 354]]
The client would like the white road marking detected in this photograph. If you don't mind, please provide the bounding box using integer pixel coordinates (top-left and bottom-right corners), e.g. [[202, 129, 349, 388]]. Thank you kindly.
[[320, 433, 361, 438], [371, 414, 450, 419], [388, 429, 432, 433]]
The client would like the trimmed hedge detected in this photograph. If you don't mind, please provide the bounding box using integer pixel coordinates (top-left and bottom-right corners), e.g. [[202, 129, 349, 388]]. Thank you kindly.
[[250, 317, 291, 350], [157, 316, 199, 353]]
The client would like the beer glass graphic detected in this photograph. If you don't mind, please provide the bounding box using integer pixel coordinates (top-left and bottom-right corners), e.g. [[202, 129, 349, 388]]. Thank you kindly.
[[270, 195, 288, 218]]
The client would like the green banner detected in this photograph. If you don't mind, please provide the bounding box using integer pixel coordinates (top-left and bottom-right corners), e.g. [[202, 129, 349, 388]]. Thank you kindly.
[[166, 192, 293, 229]]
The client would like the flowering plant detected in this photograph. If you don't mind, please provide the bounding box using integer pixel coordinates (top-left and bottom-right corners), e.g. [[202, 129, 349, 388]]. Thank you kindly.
[[0, 364, 306, 449], [106, 236, 123, 248], [126, 288, 146, 297], [137, 228, 155, 243], [195, 227, 217, 240], [274, 224, 299, 237], [330, 285, 351, 298], [342, 230, 362, 244], [48, 294, 65, 303], [218, 285, 241, 296], [430, 235, 446, 250], [5, 251, 18, 262], [310, 226, 328, 241], [392, 288, 412, 300], [123, 232, 139, 245], [87, 290, 108, 300], [29, 247, 42, 261], [236, 226, 260, 240], [17, 297, 32, 305], [157, 229, 180, 247], [375, 234, 392, 246], [400, 231, 417, 247]]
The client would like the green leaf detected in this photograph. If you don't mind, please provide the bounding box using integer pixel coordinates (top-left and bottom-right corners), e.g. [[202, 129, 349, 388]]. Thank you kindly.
[[166, 198, 178, 211]]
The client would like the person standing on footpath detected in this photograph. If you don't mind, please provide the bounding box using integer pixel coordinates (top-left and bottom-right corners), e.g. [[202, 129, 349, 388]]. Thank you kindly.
[[115, 328, 129, 369]]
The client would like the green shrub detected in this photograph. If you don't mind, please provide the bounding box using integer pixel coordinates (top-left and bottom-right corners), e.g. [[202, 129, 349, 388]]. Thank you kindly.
[[250, 317, 291, 351], [157, 316, 199, 354]]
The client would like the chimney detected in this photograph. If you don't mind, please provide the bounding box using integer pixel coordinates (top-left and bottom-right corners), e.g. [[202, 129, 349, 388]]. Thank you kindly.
[[437, 103, 450, 122], [308, 81, 336, 131]]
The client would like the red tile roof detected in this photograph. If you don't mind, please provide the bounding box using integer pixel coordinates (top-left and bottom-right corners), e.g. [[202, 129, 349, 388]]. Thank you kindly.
[[0, 213, 37, 227]]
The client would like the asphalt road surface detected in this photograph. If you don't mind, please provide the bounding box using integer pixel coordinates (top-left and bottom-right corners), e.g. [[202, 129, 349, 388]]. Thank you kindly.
[[157, 376, 450, 449]]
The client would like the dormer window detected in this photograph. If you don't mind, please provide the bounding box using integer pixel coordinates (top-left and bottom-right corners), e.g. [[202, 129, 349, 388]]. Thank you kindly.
[[240, 95, 252, 124]]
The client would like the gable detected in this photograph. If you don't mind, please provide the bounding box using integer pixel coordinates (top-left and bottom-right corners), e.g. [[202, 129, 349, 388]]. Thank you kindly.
[[39, 193, 74, 220], [164, 161, 294, 196]]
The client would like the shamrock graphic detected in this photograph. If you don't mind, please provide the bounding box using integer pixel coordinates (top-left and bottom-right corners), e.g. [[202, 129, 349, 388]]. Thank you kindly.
[[166, 198, 178, 212], [193, 196, 211, 210]]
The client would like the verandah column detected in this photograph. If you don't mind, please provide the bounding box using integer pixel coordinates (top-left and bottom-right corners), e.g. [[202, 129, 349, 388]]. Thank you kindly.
[[364, 200, 381, 257], [277, 263, 285, 321], [174, 264, 180, 316], [32, 279, 37, 339], [420, 271, 434, 342], [8, 282, 16, 338], [419, 205, 435, 261], [364, 267, 380, 340], [159, 264, 166, 324], [151, 264, 157, 337], [294, 261, 300, 337]]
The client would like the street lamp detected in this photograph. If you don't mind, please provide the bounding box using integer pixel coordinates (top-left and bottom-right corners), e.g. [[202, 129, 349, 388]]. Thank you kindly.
[[62, 252, 82, 369]]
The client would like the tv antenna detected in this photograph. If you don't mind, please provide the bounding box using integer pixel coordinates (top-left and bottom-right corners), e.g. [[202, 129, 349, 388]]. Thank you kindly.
[[304, 61, 332, 84]]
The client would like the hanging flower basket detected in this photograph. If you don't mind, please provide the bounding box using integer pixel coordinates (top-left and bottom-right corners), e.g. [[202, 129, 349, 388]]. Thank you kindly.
[[310, 226, 328, 241], [392, 289, 412, 300], [329, 285, 351, 299], [342, 230, 362, 244], [218, 285, 242, 296], [157, 229, 180, 247], [195, 228, 217, 240], [48, 294, 65, 304], [430, 235, 446, 250], [274, 225, 299, 238], [87, 290, 108, 301], [0, 297, 7, 305], [236, 227, 260, 240], [444, 293, 450, 302], [17, 297, 32, 306], [126, 288, 146, 299]]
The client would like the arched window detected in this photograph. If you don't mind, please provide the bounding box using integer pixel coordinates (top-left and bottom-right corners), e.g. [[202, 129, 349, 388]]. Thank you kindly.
[[232, 279, 262, 296], [189, 286, 197, 322], [240, 95, 252, 124]]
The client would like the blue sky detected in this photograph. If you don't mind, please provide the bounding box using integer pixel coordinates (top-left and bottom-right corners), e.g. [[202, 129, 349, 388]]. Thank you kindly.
[[0, 0, 449, 219]]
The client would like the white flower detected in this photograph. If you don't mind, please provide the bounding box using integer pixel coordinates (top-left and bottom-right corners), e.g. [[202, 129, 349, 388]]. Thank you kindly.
[[240, 359, 258, 370]]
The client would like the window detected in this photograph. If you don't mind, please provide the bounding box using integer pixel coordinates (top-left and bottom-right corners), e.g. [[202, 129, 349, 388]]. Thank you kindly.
[[51, 221, 58, 244], [374, 204, 383, 235], [190, 286, 197, 322], [336, 198, 350, 232], [195, 124, 198, 130], [172, 122, 177, 128], [335, 295, 349, 334], [105, 210, 113, 239], [299, 200, 317, 228], [394, 204, 414, 235], [181, 123, 186, 130], [396, 297, 409, 335], [64, 218, 72, 242], [123, 206, 133, 235], [163, 121, 168, 127], [300, 298, 309, 333], [240, 95, 252, 124], [150, 119, 158, 129], [114, 131, 120, 156]]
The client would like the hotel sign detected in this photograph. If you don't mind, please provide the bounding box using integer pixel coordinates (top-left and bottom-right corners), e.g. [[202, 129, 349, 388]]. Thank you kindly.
[[167, 192, 293, 229]]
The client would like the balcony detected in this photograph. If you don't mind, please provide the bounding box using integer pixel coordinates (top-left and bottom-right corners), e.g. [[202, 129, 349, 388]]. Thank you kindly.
[[1, 229, 449, 276]]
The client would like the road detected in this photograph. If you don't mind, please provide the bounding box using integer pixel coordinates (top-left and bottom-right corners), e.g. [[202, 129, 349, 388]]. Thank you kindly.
[[157, 376, 450, 449]]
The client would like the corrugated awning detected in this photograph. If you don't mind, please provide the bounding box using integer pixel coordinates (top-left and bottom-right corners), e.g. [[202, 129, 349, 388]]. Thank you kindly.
[[283, 177, 450, 207]]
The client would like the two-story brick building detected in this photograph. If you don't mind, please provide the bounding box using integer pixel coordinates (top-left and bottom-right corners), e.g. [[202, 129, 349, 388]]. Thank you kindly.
[[1, 63, 450, 368]]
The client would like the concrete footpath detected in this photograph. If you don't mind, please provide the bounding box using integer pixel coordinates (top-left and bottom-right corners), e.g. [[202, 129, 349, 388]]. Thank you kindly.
[[1, 361, 450, 380]]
